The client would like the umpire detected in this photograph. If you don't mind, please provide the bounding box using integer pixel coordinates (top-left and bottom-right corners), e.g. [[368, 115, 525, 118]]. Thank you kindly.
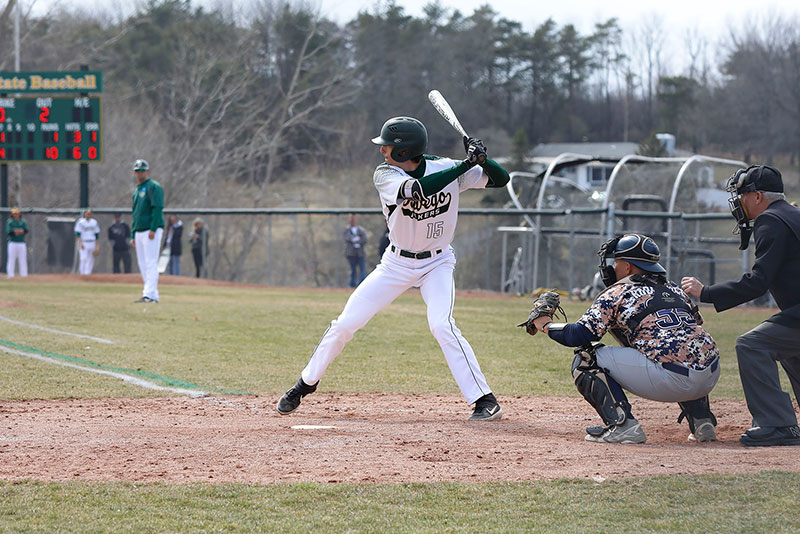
[[682, 165, 800, 447]]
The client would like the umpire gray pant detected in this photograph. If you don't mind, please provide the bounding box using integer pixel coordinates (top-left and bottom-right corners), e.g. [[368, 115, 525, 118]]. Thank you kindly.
[[736, 321, 800, 428]]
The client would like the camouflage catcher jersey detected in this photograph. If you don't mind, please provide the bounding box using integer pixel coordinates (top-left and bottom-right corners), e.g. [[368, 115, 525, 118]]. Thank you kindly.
[[577, 273, 718, 369]]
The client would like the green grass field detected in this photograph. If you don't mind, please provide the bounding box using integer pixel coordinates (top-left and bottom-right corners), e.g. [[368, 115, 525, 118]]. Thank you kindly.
[[1, 278, 797, 533]]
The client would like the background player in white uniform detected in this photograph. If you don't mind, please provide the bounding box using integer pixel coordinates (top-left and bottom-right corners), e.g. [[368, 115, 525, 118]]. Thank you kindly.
[[74, 209, 101, 275], [277, 116, 510, 420]]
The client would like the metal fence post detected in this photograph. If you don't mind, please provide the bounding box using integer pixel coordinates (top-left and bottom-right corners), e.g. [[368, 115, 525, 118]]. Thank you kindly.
[[267, 214, 273, 286], [485, 214, 491, 290], [568, 210, 575, 298], [500, 230, 507, 292], [605, 203, 615, 239]]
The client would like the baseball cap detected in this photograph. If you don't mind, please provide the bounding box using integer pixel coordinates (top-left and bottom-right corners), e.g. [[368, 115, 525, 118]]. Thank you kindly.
[[133, 159, 150, 171], [11, 207, 20, 215], [731, 165, 783, 194]]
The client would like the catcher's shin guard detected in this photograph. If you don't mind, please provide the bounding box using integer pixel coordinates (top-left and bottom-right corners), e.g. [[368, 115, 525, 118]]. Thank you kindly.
[[677, 395, 717, 434], [572, 344, 631, 427]]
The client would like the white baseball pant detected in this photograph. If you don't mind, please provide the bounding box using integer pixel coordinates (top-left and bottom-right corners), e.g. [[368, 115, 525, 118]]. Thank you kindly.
[[78, 241, 96, 275], [134, 228, 163, 301], [6, 242, 27, 277], [301, 247, 493, 404]]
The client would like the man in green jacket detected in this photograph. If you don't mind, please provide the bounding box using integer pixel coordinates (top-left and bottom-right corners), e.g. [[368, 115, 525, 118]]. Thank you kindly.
[[131, 159, 164, 302]]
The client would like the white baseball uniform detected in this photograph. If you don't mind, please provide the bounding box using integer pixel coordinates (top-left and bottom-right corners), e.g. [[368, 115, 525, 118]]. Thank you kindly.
[[301, 156, 494, 404], [74, 216, 101, 275]]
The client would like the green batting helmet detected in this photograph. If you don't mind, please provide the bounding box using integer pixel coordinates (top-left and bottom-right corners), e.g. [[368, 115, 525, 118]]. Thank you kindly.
[[371, 117, 427, 162]]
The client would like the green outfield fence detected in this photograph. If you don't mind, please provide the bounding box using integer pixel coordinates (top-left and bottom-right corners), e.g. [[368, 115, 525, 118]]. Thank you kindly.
[[0, 206, 751, 296]]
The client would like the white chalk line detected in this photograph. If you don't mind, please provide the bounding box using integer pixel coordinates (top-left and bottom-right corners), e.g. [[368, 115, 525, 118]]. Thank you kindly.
[[0, 344, 207, 398], [0, 315, 114, 344]]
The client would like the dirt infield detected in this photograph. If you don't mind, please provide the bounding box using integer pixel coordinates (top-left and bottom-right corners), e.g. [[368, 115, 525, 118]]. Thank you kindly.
[[1, 394, 797, 483]]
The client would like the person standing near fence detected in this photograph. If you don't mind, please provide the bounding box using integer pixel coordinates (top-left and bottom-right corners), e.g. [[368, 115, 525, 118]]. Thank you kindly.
[[344, 213, 368, 288], [164, 214, 183, 276], [189, 217, 207, 278], [108, 213, 132, 274], [276, 116, 510, 421], [6, 207, 28, 278], [131, 159, 164, 303], [682, 165, 800, 447], [74, 209, 100, 275]]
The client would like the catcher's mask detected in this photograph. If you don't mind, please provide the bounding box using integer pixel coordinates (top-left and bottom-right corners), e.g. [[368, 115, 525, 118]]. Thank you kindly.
[[597, 233, 665, 287], [371, 117, 428, 163], [725, 164, 783, 250]]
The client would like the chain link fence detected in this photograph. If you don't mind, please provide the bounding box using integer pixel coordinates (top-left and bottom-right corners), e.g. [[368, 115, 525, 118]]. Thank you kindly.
[[1, 207, 749, 294]]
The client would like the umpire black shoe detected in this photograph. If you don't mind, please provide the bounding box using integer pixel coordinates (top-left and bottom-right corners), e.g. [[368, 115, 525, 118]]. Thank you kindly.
[[469, 393, 503, 421], [276, 377, 318, 415], [740, 425, 800, 447]]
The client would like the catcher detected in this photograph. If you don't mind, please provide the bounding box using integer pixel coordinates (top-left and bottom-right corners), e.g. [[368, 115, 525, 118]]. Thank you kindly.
[[519, 233, 720, 444]]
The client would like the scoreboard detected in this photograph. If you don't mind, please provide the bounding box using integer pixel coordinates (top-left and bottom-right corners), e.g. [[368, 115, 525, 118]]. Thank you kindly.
[[0, 96, 102, 163]]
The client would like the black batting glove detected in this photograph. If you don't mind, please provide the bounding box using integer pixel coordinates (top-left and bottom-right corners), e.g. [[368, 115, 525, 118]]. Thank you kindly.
[[463, 136, 473, 153], [463, 138, 487, 167]]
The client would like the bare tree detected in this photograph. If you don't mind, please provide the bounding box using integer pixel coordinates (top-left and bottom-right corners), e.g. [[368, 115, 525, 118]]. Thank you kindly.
[[635, 14, 667, 132], [222, 1, 359, 280]]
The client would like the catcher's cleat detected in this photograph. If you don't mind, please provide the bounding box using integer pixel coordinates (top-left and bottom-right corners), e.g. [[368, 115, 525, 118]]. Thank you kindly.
[[688, 418, 717, 443], [276, 377, 317, 415], [468, 393, 503, 421], [585, 417, 645, 444]]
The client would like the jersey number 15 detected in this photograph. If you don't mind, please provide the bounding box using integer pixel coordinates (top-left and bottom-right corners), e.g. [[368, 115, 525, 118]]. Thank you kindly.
[[426, 221, 444, 239]]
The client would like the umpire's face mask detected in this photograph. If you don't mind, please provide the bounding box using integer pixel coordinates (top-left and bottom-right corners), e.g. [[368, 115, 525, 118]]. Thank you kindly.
[[726, 168, 755, 250], [597, 237, 620, 287]]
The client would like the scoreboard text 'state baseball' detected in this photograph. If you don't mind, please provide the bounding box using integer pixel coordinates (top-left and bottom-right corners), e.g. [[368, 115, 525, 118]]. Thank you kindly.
[[0, 71, 103, 163]]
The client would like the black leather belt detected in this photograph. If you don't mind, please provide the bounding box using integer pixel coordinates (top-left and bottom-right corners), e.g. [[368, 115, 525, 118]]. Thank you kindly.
[[662, 356, 718, 377], [391, 245, 442, 259]]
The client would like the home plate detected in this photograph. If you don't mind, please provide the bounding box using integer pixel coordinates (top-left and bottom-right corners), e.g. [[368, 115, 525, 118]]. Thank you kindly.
[[291, 425, 336, 430]]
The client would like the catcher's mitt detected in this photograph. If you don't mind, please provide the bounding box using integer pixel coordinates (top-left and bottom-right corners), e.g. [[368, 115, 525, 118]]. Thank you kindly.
[[517, 290, 567, 336]]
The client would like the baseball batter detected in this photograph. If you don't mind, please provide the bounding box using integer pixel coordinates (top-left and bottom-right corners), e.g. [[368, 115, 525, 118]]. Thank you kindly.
[[74, 209, 101, 275], [277, 116, 510, 420]]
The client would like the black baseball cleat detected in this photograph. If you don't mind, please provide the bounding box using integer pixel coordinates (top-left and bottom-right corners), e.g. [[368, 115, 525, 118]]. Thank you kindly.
[[739, 425, 800, 447], [134, 296, 158, 303], [276, 377, 318, 415], [468, 393, 503, 421]]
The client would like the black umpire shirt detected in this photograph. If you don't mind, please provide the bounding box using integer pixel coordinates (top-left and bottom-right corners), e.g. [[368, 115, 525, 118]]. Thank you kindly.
[[700, 199, 800, 329]]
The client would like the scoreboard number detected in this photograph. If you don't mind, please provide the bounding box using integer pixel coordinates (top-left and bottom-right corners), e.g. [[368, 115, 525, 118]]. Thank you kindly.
[[0, 96, 102, 163]]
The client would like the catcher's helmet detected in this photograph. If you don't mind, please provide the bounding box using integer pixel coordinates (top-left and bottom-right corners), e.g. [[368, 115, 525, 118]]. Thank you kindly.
[[598, 233, 665, 287], [133, 159, 150, 171], [371, 117, 427, 162], [613, 233, 665, 273]]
